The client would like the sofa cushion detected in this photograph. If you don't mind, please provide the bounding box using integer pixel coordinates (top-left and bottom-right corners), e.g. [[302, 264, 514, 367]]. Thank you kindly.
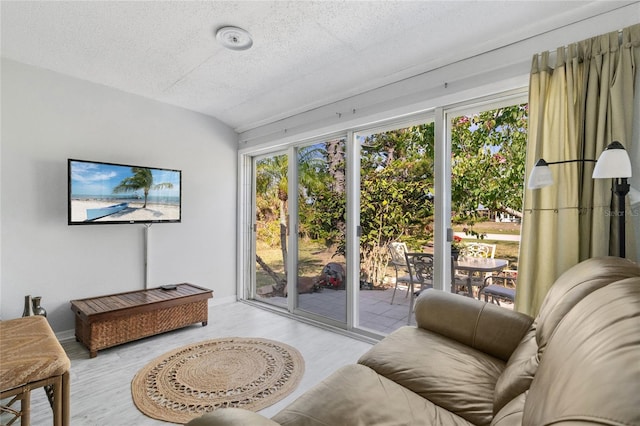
[[358, 326, 504, 426], [523, 277, 640, 425], [490, 393, 526, 426], [493, 256, 640, 417], [491, 328, 537, 416], [272, 364, 473, 426]]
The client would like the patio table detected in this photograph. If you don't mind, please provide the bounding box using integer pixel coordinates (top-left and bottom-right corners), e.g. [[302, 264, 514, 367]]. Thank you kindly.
[[454, 257, 509, 297]]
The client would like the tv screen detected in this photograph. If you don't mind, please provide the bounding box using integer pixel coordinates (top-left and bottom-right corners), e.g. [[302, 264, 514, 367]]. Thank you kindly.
[[68, 159, 181, 225]]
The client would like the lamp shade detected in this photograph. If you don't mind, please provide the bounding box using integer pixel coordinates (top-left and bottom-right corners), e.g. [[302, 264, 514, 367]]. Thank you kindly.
[[528, 158, 554, 189], [592, 141, 632, 179]]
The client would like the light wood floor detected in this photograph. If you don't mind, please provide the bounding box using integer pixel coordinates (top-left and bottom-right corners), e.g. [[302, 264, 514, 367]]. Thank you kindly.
[[24, 302, 374, 425]]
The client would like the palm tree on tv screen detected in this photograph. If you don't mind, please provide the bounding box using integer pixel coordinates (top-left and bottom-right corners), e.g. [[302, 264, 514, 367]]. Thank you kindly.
[[113, 167, 173, 208]]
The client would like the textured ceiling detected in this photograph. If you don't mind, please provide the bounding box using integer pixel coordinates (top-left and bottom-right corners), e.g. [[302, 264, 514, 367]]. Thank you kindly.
[[0, 1, 634, 133]]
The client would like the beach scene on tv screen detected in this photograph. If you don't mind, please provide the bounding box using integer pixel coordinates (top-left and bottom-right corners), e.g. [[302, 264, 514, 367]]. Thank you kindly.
[[70, 161, 181, 223]]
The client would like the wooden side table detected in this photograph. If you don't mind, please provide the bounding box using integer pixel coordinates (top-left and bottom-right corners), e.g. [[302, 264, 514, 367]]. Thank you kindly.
[[0, 315, 71, 426], [70, 283, 213, 357]]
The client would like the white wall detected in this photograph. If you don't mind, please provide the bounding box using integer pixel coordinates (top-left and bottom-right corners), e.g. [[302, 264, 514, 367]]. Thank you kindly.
[[1, 59, 238, 334]]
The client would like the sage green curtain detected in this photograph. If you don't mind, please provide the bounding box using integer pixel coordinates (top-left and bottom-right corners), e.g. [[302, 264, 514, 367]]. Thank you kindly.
[[517, 24, 640, 316]]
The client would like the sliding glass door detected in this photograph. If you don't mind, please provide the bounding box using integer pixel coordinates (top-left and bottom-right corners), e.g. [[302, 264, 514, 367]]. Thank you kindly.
[[249, 121, 442, 335], [253, 151, 288, 309], [294, 138, 347, 325], [250, 139, 348, 328], [356, 120, 436, 333], [446, 100, 527, 302], [244, 91, 527, 337]]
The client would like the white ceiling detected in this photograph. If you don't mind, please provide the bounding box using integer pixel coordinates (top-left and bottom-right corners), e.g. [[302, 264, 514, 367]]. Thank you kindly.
[[1, 1, 636, 133]]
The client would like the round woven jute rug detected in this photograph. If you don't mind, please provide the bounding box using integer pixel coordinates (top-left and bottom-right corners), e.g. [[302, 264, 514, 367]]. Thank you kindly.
[[131, 337, 305, 424]]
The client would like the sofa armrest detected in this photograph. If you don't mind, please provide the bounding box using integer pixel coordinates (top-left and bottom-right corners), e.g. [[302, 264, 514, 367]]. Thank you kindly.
[[185, 408, 280, 426], [414, 289, 533, 361]]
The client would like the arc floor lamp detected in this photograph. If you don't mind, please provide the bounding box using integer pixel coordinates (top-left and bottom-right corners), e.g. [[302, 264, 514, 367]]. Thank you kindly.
[[528, 141, 632, 258]]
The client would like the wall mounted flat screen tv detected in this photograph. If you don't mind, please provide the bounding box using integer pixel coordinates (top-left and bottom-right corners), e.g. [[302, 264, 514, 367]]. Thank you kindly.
[[68, 159, 181, 225]]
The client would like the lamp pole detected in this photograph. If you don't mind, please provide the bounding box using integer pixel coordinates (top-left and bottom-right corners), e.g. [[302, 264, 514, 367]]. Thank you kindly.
[[613, 178, 630, 258]]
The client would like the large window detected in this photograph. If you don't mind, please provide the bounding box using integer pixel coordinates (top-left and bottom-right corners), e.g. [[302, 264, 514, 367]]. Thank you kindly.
[[446, 102, 528, 306], [241, 91, 528, 338], [450, 103, 527, 270], [254, 151, 288, 309], [356, 121, 435, 333]]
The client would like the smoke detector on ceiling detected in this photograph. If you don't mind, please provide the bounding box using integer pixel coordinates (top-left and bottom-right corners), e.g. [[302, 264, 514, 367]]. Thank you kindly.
[[216, 26, 253, 51]]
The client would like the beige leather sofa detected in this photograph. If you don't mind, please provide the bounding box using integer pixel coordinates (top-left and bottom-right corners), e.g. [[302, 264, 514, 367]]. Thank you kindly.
[[187, 257, 640, 425]]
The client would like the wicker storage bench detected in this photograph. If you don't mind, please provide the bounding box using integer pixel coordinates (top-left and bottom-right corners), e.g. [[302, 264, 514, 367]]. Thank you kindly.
[[70, 283, 213, 357]]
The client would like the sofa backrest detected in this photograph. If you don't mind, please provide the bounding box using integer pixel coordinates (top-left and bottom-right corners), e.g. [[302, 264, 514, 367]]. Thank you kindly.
[[523, 277, 640, 425], [492, 257, 640, 424]]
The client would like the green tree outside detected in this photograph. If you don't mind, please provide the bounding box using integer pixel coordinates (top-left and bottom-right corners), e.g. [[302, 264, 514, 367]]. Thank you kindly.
[[255, 103, 527, 288]]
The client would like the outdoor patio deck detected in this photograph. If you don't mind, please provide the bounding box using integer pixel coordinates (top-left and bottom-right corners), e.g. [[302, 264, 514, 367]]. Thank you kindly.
[[267, 284, 514, 335]]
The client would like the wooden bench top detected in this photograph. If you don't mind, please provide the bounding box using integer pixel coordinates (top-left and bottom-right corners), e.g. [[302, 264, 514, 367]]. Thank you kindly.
[[70, 284, 212, 320]]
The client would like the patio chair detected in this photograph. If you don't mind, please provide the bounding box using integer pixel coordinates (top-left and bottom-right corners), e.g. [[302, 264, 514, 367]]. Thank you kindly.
[[403, 252, 434, 324], [478, 270, 516, 306], [459, 242, 497, 295], [450, 255, 470, 295], [461, 242, 496, 258], [388, 242, 411, 305]]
